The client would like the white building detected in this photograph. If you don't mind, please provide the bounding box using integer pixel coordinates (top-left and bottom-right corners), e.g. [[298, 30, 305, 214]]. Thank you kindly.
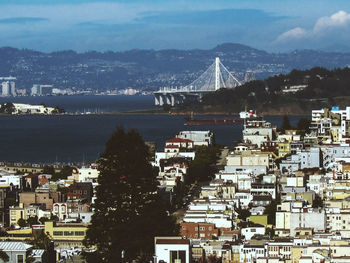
[[242, 120, 276, 147], [52, 203, 68, 220], [1, 81, 10, 96], [69, 166, 99, 182], [241, 227, 265, 240], [155, 237, 190, 263], [68, 212, 93, 223], [154, 152, 195, 167], [280, 147, 321, 173], [12, 103, 55, 114], [176, 131, 214, 146], [240, 244, 265, 263], [0, 174, 22, 187], [31, 84, 53, 96], [276, 209, 326, 235], [0, 241, 33, 263]]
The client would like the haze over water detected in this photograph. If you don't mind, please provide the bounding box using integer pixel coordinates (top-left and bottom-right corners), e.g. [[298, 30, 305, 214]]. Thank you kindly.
[[0, 95, 303, 163]]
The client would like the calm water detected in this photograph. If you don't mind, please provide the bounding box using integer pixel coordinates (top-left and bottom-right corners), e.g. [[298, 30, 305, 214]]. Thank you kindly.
[[0, 95, 304, 163], [0, 95, 156, 113]]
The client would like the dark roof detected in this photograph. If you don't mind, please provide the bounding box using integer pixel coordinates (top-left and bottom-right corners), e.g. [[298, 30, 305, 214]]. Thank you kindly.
[[251, 183, 275, 187], [253, 195, 272, 201], [70, 182, 93, 190], [156, 238, 190, 245], [25, 174, 38, 179]]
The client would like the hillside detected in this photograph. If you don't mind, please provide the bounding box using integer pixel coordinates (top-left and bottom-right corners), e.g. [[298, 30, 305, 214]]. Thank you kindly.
[[177, 67, 350, 115], [2, 44, 350, 92]]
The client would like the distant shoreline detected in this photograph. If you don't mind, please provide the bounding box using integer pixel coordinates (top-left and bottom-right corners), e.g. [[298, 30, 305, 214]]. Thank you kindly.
[[0, 109, 310, 117]]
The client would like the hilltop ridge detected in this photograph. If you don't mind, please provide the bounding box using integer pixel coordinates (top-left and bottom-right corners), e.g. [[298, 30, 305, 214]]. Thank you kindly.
[[1, 43, 350, 92]]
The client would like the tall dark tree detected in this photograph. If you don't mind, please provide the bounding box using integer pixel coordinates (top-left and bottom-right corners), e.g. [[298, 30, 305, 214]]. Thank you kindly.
[[280, 115, 292, 133], [296, 118, 311, 133], [84, 126, 177, 263]]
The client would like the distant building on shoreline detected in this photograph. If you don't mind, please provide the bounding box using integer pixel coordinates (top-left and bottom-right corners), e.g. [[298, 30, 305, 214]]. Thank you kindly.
[[31, 84, 53, 96], [0, 77, 16, 97]]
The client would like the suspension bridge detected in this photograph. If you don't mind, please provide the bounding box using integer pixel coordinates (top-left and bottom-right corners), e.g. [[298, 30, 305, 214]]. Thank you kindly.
[[154, 57, 254, 106]]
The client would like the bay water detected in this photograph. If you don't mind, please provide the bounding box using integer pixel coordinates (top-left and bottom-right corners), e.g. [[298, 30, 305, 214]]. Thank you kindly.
[[0, 95, 304, 163]]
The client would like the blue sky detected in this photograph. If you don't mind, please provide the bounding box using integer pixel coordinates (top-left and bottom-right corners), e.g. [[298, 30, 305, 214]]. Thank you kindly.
[[0, 0, 350, 52]]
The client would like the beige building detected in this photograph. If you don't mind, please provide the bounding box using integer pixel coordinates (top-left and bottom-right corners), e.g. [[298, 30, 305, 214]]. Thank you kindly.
[[276, 209, 326, 236], [226, 151, 272, 169], [326, 212, 350, 237], [325, 198, 350, 209]]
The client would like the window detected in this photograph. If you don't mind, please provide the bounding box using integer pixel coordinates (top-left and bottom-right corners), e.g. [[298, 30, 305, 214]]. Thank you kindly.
[[170, 250, 186, 263], [64, 231, 74, 236], [53, 231, 63, 236], [17, 255, 24, 263], [75, 231, 85, 236], [199, 227, 205, 231]]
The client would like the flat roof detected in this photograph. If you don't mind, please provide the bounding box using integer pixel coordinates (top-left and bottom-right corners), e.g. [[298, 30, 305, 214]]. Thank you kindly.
[[156, 239, 190, 245]]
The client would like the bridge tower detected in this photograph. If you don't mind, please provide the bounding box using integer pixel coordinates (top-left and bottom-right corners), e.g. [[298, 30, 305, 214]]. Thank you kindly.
[[215, 57, 221, 91], [154, 57, 243, 106]]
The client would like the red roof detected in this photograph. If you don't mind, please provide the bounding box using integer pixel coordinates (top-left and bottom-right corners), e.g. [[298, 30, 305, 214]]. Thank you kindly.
[[165, 145, 180, 149], [166, 137, 193, 143], [25, 174, 37, 179]]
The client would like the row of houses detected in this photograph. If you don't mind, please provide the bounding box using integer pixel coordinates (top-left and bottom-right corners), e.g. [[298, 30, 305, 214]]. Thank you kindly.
[[154, 107, 350, 263]]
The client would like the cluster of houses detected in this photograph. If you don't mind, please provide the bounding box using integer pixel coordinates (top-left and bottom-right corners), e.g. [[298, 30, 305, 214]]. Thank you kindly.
[[0, 164, 99, 262], [154, 130, 214, 207], [4, 107, 350, 262], [155, 107, 350, 263]]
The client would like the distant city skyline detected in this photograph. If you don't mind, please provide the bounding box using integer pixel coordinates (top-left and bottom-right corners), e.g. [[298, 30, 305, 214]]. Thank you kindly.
[[0, 0, 350, 52]]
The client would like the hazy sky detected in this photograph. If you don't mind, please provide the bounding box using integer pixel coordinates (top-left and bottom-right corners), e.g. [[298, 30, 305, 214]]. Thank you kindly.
[[1, 0, 350, 52]]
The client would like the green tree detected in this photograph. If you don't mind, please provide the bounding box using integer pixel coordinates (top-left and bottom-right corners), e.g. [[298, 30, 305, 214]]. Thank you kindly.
[[51, 166, 74, 181], [5, 197, 15, 207], [236, 207, 251, 221], [42, 165, 55, 175], [280, 115, 292, 133], [312, 194, 324, 208], [0, 249, 9, 262], [17, 218, 26, 228], [0, 102, 15, 114], [296, 118, 311, 133], [26, 216, 39, 227], [84, 126, 177, 263], [264, 200, 278, 225], [29, 231, 51, 249], [188, 146, 220, 183], [39, 216, 51, 225]]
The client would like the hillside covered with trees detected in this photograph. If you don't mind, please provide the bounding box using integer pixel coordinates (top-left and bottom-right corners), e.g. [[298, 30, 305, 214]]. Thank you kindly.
[[179, 67, 350, 115], [3, 43, 350, 92]]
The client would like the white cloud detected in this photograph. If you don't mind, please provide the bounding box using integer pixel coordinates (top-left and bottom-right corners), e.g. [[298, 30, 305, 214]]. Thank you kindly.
[[276, 27, 307, 42], [276, 10, 350, 43], [314, 10, 350, 32]]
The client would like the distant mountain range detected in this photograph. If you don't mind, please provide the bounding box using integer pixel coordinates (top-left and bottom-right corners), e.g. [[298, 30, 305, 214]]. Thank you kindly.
[[2, 43, 350, 91]]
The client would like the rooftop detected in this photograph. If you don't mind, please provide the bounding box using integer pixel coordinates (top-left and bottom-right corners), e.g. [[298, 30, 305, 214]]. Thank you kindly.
[[0, 241, 32, 251]]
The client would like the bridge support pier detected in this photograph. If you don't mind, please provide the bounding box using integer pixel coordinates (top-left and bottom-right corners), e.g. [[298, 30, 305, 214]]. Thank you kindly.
[[157, 94, 164, 106], [154, 92, 204, 106], [155, 94, 160, 106]]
